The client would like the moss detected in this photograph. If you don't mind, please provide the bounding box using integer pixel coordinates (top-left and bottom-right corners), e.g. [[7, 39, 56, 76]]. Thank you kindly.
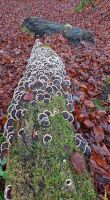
[[21, 26, 35, 37], [0, 135, 6, 145], [101, 76, 110, 101], [0, 192, 4, 200], [6, 95, 98, 199], [105, 76, 110, 86], [41, 44, 52, 49], [93, 98, 104, 110]]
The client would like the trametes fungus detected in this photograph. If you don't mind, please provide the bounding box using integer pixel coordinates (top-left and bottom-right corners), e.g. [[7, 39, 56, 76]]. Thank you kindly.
[[4, 185, 12, 200], [64, 179, 76, 192], [43, 134, 52, 144]]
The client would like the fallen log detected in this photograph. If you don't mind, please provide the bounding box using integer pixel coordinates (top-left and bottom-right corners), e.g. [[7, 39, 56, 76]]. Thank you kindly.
[[0, 40, 97, 200], [22, 17, 94, 44]]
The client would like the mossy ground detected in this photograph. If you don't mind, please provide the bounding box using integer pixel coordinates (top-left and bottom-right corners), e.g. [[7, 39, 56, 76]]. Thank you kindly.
[[6, 96, 98, 199]]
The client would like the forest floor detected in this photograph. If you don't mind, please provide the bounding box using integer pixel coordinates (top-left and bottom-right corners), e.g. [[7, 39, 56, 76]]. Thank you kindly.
[[0, 0, 110, 199]]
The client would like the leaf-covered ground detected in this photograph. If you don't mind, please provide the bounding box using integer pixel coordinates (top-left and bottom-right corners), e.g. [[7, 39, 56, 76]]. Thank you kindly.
[[0, 0, 110, 198]]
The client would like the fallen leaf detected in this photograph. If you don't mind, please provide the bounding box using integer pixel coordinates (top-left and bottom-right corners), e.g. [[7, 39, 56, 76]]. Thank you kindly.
[[22, 93, 33, 101], [70, 152, 85, 174], [83, 119, 95, 128], [93, 126, 104, 143], [90, 151, 109, 172], [84, 100, 95, 108]]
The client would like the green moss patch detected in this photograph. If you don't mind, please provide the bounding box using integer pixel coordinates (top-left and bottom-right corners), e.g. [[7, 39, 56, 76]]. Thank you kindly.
[[6, 96, 97, 199]]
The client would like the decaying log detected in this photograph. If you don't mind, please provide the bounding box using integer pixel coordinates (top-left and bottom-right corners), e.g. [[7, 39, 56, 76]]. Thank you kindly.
[[22, 17, 94, 44], [0, 40, 97, 200]]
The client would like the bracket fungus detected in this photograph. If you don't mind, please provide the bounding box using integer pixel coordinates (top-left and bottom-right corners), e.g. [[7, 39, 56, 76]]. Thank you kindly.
[[43, 134, 52, 144], [64, 179, 76, 192], [75, 134, 91, 156], [4, 185, 12, 200], [2, 40, 96, 199]]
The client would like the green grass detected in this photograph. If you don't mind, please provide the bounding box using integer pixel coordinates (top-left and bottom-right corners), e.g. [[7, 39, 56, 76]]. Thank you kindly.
[[6, 96, 98, 199], [93, 98, 104, 110], [0, 135, 6, 145], [75, 0, 94, 12]]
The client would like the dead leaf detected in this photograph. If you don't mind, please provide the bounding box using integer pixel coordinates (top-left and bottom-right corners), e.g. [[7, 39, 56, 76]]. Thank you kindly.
[[84, 100, 95, 108], [83, 119, 95, 128], [70, 152, 85, 174], [22, 93, 33, 101], [93, 126, 104, 143]]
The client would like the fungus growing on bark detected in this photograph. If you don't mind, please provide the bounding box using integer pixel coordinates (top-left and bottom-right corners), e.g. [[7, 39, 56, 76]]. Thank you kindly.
[[4, 185, 12, 200], [38, 113, 50, 127], [83, 145, 91, 156], [43, 134, 52, 144], [74, 134, 91, 156], [68, 114, 74, 123], [62, 111, 70, 120], [44, 98, 50, 104], [31, 100, 37, 106], [38, 113, 48, 121], [7, 104, 14, 114], [53, 79, 61, 86], [34, 80, 43, 88], [7, 135, 13, 145], [39, 75, 48, 82], [1, 142, 9, 151], [36, 93, 44, 101], [15, 109, 23, 120], [43, 110, 52, 116], [52, 85, 59, 92], [10, 109, 17, 120], [7, 131, 14, 139], [21, 109, 27, 116], [62, 78, 71, 88], [37, 89, 44, 94], [15, 104, 21, 111], [64, 179, 76, 192], [29, 83, 35, 90], [65, 179, 72, 187], [46, 86, 53, 93], [67, 103, 74, 113], [56, 91, 62, 96], [44, 93, 51, 99], [40, 117, 50, 127], [4, 118, 14, 131], [18, 128, 25, 137]]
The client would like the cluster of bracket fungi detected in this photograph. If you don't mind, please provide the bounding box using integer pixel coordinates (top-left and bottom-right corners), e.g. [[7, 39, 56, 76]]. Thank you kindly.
[[0, 40, 91, 199]]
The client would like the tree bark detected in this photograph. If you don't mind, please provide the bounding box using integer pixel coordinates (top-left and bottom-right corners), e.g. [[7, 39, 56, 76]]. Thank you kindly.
[[1, 40, 96, 200], [22, 17, 94, 44]]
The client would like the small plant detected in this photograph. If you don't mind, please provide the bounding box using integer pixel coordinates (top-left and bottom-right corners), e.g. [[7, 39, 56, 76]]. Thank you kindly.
[[75, 0, 94, 12], [21, 26, 35, 37], [0, 192, 4, 200], [0, 136, 6, 144], [101, 76, 110, 101], [104, 190, 108, 200], [93, 98, 104, 110], [0, 160, 6, 177], [105, 76, 110, 86], [0, 158, 10, 181]]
